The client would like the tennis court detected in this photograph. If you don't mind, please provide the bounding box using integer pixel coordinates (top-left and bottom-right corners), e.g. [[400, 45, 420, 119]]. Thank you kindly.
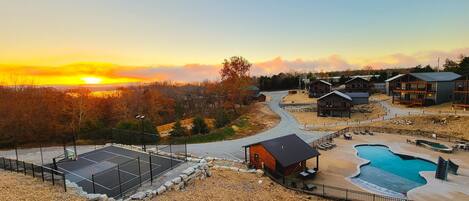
[[56, 145, 184, 198]]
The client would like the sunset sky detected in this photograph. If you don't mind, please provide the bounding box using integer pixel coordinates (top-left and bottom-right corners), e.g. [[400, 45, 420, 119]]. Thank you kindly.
[[1, 0, 469, 85]]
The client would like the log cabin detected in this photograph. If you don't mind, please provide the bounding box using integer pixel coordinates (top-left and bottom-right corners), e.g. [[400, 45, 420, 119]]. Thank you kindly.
[[308, 80, 332, 98], [317, 91, 352, 118], [244, 134, 320, 177], [345, 77, 372, 92]]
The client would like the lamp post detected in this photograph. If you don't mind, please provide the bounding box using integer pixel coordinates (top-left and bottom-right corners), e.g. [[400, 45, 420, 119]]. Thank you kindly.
[[135, 115, 146, 152]]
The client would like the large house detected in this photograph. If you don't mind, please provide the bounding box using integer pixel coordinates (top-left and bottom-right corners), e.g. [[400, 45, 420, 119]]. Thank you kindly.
[[345, 77, 372, 92], [391, 72, 461, 106], [308, 80, 332, 98], [385, 74, 405, 96], [453, 74, 469, 109], [317, 91, 353, 118], [243, 134, 320, 176]]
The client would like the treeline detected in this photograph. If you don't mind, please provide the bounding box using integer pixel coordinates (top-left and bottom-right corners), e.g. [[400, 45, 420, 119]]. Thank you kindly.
[[0, 56, 255, 147], [257, 56, 469, 91]]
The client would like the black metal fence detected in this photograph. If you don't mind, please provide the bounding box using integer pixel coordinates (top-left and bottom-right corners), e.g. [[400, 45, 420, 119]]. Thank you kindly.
[[263, 168, 408, 201], [0, 157, 66, 192], [84, 144, 187, 198]]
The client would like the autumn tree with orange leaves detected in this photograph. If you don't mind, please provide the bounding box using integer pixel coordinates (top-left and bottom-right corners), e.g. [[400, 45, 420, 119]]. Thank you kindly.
[[219, 56, 254, 113]]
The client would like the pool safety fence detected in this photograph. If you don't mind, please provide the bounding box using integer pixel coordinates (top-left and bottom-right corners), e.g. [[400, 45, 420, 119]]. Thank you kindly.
[[0, 156, 66, 192], [263, 168, 410, 201]]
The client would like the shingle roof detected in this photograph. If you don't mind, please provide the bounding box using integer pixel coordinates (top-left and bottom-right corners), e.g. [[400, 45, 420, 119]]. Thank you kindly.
[[385, 74, 405, 82], [318, 90, 352, 101], [409, 72, 461, 82], [245, 134, 320, 167]]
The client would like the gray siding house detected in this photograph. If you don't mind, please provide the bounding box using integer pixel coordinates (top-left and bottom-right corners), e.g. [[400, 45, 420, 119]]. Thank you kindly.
[[392, 72, 461, 106]]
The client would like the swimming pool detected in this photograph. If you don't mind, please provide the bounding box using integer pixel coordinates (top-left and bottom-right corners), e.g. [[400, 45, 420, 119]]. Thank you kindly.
[[352, 145, 436, 196]]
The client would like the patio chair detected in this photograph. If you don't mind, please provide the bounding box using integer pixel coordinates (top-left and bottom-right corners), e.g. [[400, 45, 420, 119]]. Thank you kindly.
[[304, 184, 317, 191], [317, 145, 327, 150]]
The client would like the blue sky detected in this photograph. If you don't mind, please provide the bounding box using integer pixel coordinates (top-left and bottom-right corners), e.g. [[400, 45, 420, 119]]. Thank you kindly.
[[1, 0, 469, 83]]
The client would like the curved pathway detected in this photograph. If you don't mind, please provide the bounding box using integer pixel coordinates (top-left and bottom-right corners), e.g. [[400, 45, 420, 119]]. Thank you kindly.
[[186, 91, 329, 160]]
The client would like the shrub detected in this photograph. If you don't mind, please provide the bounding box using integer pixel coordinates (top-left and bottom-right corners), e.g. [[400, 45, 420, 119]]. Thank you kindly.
[[191, 116, 210, 135]]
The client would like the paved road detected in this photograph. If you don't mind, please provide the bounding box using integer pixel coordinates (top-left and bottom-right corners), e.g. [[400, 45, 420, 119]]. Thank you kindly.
[[186, 91, 328, 161]]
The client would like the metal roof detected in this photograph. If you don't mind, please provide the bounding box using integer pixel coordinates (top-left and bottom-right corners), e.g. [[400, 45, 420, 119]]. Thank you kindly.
[[385, 74, 405, 82], [345, 92, 369, 98], [345, 77, 369, 84], [315, 80, 332, 86], [244, 134, 320, 167], [409, 72, 461, 82], [318, 90, 352, 101]]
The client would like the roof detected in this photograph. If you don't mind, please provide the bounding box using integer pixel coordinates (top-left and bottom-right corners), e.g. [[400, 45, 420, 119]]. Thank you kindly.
[[318, 90, 352, 101], [345, 77, 369, 84], [345, 92, 369, 98], [244, 134, 320, 167], [385, 74, 405, 82], [311, 80, 332, 86], [409, 72, 461, 82]]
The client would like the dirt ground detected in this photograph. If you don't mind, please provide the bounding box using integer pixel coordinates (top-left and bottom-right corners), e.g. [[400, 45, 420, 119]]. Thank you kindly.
[[308, 133, 469, 201], [282, 90, 317, 104], [386, 99, 469, 114], [370, 93, 390, 101], [364, 114, 469, 139], [155, 169, 326, 201], [0, 170, 85, 201], [231, 101, 280, 139], [291, 103, 386, 126]]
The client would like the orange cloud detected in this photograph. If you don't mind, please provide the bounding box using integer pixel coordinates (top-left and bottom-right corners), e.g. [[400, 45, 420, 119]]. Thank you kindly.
[[1, 47, 469, 86]]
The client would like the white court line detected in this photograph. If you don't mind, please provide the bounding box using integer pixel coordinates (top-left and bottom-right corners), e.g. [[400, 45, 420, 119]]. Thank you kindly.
[[102, 150, 162, 168], [57, 167, 112, 191]]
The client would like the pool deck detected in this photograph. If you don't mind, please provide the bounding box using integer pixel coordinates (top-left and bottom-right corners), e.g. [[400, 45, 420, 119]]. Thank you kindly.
[[306, 133, 469, 201]]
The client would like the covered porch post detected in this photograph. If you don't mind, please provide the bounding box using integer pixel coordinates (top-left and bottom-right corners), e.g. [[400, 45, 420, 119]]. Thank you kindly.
[[315, 155, 319, 171]]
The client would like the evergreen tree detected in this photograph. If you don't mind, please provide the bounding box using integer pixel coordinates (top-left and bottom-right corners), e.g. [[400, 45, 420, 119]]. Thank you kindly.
[[215, 110, 230, 128], [191, 116, 209, 135], [170, 120, 186, 137]]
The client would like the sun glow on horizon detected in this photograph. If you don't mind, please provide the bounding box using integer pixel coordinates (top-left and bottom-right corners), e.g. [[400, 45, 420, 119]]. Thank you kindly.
[[82, 77, 102, 84]]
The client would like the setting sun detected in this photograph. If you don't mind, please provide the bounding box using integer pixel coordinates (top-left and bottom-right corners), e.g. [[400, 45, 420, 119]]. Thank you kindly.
[[82, 77, 102, 84]]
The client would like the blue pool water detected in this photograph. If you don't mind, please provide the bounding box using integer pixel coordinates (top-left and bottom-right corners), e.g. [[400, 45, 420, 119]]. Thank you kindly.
[[354, 145, 436, 194]]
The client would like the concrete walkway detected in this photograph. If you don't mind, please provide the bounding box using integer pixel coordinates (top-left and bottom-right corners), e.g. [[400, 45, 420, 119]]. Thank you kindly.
[[186, 91, 328, 160]]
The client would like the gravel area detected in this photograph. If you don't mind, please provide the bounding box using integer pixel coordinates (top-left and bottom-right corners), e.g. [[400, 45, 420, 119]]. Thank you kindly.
[[0, 170, 85, 201]]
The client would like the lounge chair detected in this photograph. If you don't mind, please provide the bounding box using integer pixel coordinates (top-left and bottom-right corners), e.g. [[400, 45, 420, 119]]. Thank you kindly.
[[304, 183, 317, 191], [353, 131, 359, 135], [368, 132, 374, 136], [317, 145, 327, 150]]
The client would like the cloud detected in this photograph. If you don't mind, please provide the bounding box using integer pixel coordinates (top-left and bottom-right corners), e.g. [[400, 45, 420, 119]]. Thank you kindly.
[[1, 47, 469, 85]]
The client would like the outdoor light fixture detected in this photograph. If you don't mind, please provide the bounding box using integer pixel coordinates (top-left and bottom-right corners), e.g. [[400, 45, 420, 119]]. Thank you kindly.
[[135, 114, 146, 151]]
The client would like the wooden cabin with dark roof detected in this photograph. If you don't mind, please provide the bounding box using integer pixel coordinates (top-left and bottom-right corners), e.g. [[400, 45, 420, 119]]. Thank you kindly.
[[308, 80, 332, 98], [345, 77, 372, 92], [453, 74, 469, 109], [317, 91, 352, 118], [243, 134, 320, 176]]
